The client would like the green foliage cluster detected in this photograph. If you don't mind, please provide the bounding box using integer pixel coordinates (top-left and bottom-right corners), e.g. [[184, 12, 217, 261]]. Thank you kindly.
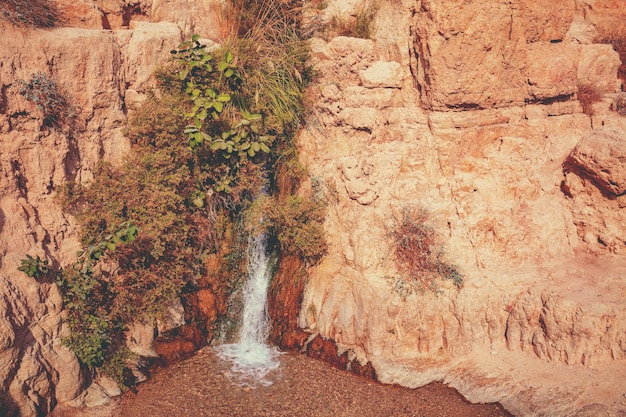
[[18, 254, 49, 278], [388, 207, 463, 296], [0, 0, 58, 27], [18, 72, 70, 129], [19, 223, 137, 387], [56, 224, 137, 371]]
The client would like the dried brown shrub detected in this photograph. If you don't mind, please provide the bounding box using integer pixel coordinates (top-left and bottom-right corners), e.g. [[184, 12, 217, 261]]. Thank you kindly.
[[389, 207, 462, 293], [577, 82, 603, 115]]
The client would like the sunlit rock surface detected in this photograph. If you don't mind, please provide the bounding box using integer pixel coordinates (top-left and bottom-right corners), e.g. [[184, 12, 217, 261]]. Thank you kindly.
[[0, 0, 625, 416]]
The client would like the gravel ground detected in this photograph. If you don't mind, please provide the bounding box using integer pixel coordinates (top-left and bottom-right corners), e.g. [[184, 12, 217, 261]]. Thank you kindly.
[[53, 347, 513, 417]]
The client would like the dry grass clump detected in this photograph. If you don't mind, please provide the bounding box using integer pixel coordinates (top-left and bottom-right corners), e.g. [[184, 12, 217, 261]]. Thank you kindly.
[[388, 207, 463, 294], [577, 82, 603, 115], [0, 0, 58, 27], [312, 1, 379, 40]]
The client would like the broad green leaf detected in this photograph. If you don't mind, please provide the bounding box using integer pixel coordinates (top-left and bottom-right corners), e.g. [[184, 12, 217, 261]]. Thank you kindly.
[[217, 61, 228, 72], [198, 109, 207, 120], [224, 68, 234, 78], [179, 69, 189, 80], [217, 94, 231, 102], [259, 143, 270, 153], [213, 101, 223, 113]]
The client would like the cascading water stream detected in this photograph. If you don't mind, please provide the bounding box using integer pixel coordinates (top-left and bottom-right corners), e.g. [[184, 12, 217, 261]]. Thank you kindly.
[[215, 233, 281, 387]]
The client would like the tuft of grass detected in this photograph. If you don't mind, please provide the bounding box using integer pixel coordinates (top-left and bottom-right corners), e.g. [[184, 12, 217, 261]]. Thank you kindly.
[[316, 1, 379, 40], [0, 0, 58, 27], [388, 207, 463, 295], [222, 0, 311, 136], [577, 82, 603, 115]]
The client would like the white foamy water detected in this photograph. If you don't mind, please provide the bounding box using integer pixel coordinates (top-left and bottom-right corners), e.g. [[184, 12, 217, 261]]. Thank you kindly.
[[215, 233, 281, 387]]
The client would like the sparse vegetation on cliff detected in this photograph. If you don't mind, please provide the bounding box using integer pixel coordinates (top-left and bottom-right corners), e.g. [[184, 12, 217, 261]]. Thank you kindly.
[[577, 82, 604, 116], [0, 0, 58, 27], [388, 207, 463, 296], [18, 72, 71, 129], [314, 1, 379, 40]]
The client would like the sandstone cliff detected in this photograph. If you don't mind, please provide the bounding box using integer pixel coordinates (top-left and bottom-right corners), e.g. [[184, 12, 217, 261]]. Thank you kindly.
[[1, 0, 625, 416], [295, 1, 626, 416]]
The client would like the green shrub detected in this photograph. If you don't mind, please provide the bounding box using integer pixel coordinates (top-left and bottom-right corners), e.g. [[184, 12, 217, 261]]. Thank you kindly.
[[388, 207, 463, 295], [18, 254, 49, 278], [0, 0, 58, 27], [245, 194, 327, 264]]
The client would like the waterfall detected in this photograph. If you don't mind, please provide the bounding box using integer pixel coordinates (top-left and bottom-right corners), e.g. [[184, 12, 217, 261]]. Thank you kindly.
[[215, 233, 281, 387]]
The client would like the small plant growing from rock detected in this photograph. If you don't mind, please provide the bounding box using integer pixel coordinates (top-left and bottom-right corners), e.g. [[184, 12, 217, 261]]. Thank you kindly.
[[18, 72, 70, 129], [611, 92, 626, 116], [18, 254, 50, 278], [576, 82, 603, 116], [388, 207, 463, 295], [318, 1, 379, 40]]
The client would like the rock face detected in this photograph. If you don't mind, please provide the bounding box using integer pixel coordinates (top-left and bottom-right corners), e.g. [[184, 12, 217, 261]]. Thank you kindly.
[[295, 0, 626, 416], [0, 0, 625, 416]]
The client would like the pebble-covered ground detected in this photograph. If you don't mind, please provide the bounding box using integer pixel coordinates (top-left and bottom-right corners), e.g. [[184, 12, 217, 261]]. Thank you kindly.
[[53, 347, 513, 417]]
